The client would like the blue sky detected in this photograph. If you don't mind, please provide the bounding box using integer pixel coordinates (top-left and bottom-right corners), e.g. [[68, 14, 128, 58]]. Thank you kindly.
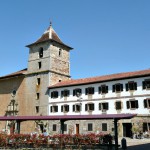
[[0, 0, 150, 79]]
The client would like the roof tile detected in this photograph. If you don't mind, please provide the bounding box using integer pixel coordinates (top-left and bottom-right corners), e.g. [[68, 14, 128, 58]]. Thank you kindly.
[[0, 68, 27, 79], [48, 69, 150, 88]]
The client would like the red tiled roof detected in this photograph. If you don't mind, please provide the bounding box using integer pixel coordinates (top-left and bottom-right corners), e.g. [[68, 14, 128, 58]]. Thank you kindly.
[[48, 69, 150, 89], [35, 26, 64, 45], [0, 68, 27, 80], [26, 25, 73, 49], [0, 114, 136, 121]]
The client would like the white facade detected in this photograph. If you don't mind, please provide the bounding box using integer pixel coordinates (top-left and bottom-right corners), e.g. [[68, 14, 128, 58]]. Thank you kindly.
[[49, 76, 150, 116], [48, 73, 150, 137]]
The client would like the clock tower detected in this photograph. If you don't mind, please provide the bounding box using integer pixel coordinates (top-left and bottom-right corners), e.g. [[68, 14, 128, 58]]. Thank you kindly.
[[25, 23, 73, 116]]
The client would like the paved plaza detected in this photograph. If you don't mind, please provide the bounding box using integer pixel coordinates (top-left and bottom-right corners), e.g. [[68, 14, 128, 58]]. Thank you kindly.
[[118, 137, 150, 150]]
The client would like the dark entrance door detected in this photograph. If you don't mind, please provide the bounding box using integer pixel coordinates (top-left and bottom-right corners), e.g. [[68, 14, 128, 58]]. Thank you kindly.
[[123, 123, 132, 137], [76, 124, 79, 134]]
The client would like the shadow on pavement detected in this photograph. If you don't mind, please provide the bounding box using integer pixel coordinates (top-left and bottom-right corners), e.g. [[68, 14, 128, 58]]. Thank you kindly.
[[122, 143, 150, 150]]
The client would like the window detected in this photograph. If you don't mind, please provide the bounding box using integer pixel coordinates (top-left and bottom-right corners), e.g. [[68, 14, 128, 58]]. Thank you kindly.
[[99, 85, 108, 94], [85, 103, 94, 111], [143, 80, 150, 89], [112, 83, 123, 92], [88, 123, 93, 131], [12, 90, 16, 97], [126, 100, 138, 109], [73, 88, 82, 97], [64, 124, 67, 131], [144, 99, 150, 108], [53, 124, 57, 131], [50, 105, 58, 113], [38, 62, 42, 69], [37, 78, 41, 85], [73, 104, 81, 112], [99, 103, 109, 111], [125, 81, 137, 91], [59, 49, 62, 57], [35, 106, 39, 113], [36, 93, 40, 100], [143, 123, 150, 132], [61, 104, 69, 112], [39, 48, 43, 58], [115, 101, 122, 110], [61, 90, 70, 97], [85, 87, 94, 95], [102, 123, 107, 131], [51, 91, 59, 98]]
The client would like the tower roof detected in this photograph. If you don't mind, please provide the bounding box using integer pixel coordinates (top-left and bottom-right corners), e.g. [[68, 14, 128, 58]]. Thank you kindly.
[[26, 23, 73, 49]]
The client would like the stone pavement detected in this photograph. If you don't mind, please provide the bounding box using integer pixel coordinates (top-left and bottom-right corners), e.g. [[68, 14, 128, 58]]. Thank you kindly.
[[118, 137, 150, 150]]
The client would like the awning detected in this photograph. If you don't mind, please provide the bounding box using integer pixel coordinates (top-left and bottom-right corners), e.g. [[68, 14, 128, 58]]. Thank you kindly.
[[0, 114, 136, 121]]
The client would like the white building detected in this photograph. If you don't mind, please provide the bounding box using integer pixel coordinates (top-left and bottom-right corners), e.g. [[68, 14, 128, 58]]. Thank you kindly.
[[48, 69, 150, 137]]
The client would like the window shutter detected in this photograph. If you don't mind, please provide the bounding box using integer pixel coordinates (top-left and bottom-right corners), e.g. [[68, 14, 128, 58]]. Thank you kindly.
[[61, 91, 64, 97], [144, 99, 147, 108], [121, 84, 123, 91], [143, 81, 146, 89], [126, 101, 130, 109], [67, 90, 70, 96], [106, 103, 108, 110], [61, 106, 63, 112], [99, 103, 101, 110], [73, 105, 75, 111], [92, 103, 94, 110], [63, 90, 69, 97], [67, 105, 69, 112], [92, 87, 94, 94], [134, 82, 137, 90], [56, 106, 58, 112], [99, 87, 101, 94], [79, 89, 82, 94], [56, 91, 58, 98], [85, 104, 87, 111], [115, 101, 117, 110], [112, 85, 115, 92], [73, 89, 76, 96], [51, 92, 54, 98], [121, 102, 123, 109], [106, 86, 108, 93], [125, 83, 128, 91], [85, 88, 88, 95], [79, 105, 81, 111], [116, 101, 121, 110], [135, 100, 139, 108]]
